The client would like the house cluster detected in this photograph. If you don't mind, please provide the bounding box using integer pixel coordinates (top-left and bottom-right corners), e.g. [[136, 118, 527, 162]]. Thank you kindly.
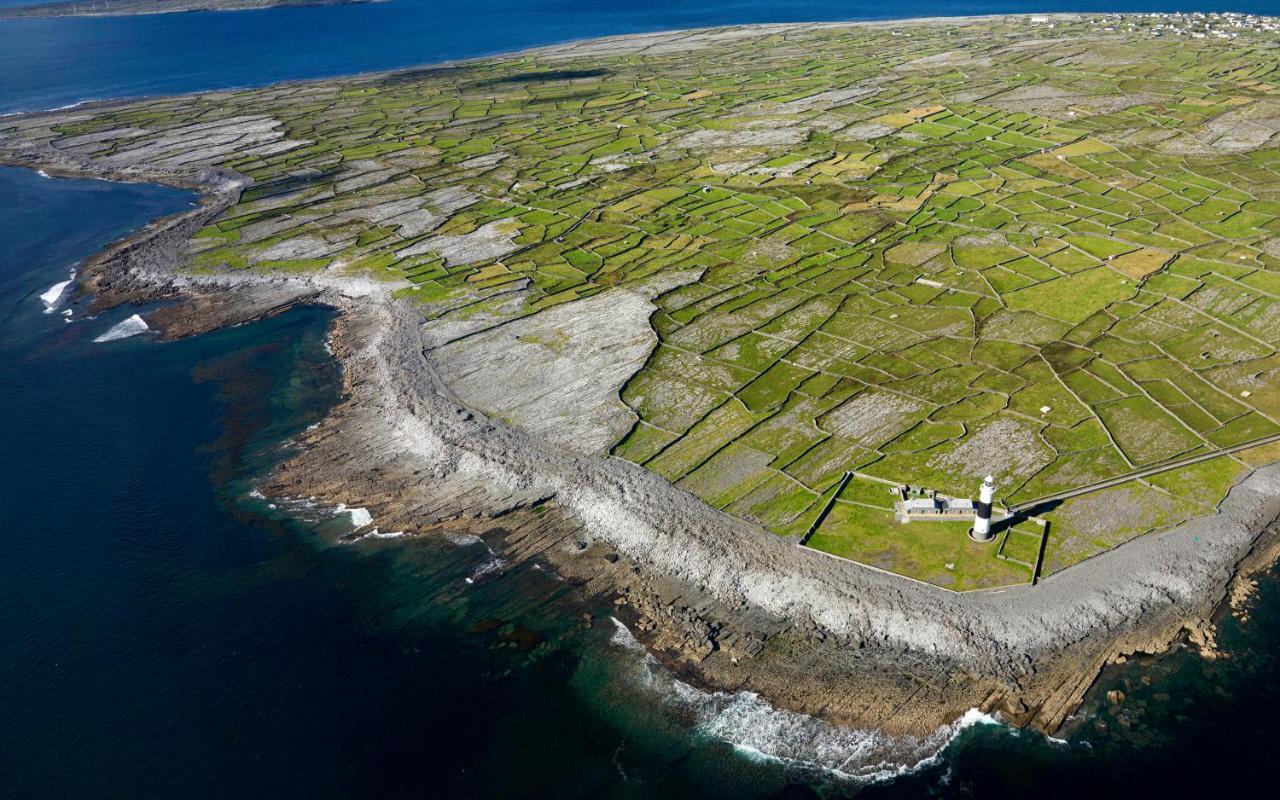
[[1086, 12, 1280, 40]]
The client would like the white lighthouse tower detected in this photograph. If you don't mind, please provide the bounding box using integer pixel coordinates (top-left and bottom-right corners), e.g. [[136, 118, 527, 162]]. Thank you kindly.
[[970, 475, 996, 542]]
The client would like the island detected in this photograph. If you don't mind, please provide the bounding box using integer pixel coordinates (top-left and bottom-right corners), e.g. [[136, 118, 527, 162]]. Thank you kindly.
[[7, 12, 1280, 741], [0, 0, 377, 20]]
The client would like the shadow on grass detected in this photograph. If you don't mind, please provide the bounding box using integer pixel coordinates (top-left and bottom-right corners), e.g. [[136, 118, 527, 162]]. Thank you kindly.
[[470, 68, 612, 87]]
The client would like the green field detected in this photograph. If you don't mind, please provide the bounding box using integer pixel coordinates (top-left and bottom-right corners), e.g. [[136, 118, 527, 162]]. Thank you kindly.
[[806, 503, 1033, 591], [17, 15, 1280, 589]]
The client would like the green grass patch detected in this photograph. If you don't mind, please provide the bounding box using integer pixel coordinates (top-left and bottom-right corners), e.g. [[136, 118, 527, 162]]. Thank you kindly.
[[807, 503, 1031, 590], [1003, 267, 1135, 323]]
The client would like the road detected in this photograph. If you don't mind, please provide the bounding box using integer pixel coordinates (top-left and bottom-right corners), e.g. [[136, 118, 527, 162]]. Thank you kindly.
[[1007, 431, 1280, 515]]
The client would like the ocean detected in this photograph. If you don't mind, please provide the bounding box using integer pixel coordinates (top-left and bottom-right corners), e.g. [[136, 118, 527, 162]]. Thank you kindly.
[[0, 166, 785, 796], [3, 0, 1280, 114], [4, 2, 1280, 796]]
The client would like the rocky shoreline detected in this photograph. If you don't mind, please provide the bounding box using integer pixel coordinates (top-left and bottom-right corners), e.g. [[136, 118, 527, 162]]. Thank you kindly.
[[258, 290, 1280, 737], [8, 19, 1280, 742], [9, 153, 1276, 738]]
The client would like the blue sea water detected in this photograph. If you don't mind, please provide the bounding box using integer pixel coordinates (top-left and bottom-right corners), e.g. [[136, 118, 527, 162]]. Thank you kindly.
[[0, 166, 799, 797], [2, 0, 1280, 114], [5, 166, 1280, 799], [6, 1, 1280, 796]]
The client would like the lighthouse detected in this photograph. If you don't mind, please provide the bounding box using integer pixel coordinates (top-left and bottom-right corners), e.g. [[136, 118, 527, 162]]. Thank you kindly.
[[970, 475, 996, 542]]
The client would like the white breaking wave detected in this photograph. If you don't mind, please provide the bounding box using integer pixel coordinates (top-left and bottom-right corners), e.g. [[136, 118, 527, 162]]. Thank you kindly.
[[609, 617, 647, 652], [1, 101, 82, 119], [330, 503, 374, 528], [353, 529, 407, 541], [39, 276, 72, 312], [93, 314, 150, 342], [465, 556, 506, 584], [606, 618, 1000, 784], [333, 505, 410, 542], [443, 531, 483, 547], [36, 169, 51, 179], [366, 529, 407, 539]]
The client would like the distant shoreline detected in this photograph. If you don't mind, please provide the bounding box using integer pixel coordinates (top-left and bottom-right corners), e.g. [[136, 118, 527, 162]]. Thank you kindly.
[[0, 12, 1070, 118], [1, 13, 1050, 117], [0, 0, 378, 21]]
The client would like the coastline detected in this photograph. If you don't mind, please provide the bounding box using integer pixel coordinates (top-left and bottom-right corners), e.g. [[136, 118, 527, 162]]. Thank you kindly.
[[0, 14, 1034, 118], [0, 0, 379, 21], [7, 16, 1280, 742]]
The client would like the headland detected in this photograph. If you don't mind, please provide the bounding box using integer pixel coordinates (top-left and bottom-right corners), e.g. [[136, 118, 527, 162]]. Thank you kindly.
[[7, 13, 1280, 739]]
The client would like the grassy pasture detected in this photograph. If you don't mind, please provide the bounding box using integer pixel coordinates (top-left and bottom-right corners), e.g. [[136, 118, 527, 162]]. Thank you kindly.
[[38, 16, 1280, 589], [806, 503, 1032, 590]]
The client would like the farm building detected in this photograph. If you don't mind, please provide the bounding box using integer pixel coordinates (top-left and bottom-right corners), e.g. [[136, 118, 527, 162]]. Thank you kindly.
[[903, 497, 943, 515], [896, 487, 980, 520]]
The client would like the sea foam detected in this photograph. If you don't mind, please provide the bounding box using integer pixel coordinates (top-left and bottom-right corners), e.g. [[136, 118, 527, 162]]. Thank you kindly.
[[93, 314, 150, 342], [361, 529, 407, 540], [465, 555, 506, 584], [606, 618, 1001, 784], [39, 277, 72, 312]]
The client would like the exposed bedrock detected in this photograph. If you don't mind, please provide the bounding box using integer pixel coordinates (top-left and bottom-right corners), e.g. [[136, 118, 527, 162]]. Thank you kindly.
[[9, 148, 1276, 740], [431, 273, 695, 456], [8, 17, 1280, 739], [52, 155, 1271, 733], [258, 290, 1280, 736]]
